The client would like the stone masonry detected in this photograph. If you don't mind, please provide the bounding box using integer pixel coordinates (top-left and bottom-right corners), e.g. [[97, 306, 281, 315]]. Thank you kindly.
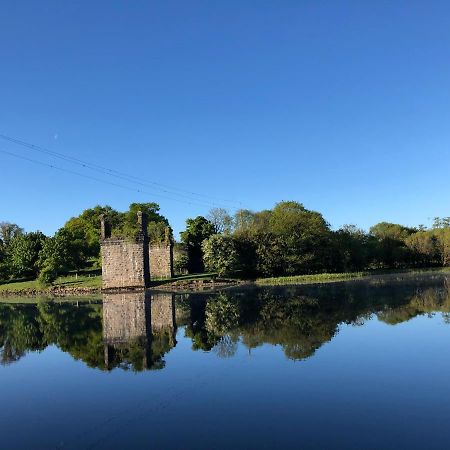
[[100, 212, 150, 290], [149, 242, 173, 279], [100, 212, 173, 289]]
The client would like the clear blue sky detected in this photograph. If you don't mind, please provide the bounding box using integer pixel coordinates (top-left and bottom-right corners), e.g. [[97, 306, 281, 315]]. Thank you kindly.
[[1, 1, 450, 239]]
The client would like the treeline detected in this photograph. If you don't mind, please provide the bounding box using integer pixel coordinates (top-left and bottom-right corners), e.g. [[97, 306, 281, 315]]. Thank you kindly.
[[1, 200, 449, 284], [0, 202, 171, 284], [182, 202, 450, 277]]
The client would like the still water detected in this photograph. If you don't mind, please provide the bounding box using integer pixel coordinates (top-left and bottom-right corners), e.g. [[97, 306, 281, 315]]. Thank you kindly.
[[1, 273, 450, 449]]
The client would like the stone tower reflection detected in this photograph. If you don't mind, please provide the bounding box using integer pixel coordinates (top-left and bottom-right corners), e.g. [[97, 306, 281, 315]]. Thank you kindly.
[[102, 291, 176, 371]]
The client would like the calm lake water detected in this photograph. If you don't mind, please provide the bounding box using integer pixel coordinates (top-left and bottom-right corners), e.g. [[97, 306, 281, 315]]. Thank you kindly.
[[2, 273, 450, 449]]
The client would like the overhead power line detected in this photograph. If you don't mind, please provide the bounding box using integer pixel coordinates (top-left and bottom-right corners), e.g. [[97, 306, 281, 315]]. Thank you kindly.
[[0, 133, 243, 209], [0, 148, 237, 209]]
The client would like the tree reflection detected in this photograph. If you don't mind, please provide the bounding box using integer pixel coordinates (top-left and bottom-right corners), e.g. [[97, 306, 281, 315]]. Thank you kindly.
[[1, 274, 450, 369]]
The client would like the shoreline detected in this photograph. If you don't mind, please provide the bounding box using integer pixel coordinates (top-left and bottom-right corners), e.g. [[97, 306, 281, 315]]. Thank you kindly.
[[0, 267, 448, 298]]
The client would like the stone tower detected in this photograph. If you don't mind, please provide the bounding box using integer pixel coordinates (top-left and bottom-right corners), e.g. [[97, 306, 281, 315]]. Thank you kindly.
[[100, 212, 150, 290], [149, 227, 174, 279]]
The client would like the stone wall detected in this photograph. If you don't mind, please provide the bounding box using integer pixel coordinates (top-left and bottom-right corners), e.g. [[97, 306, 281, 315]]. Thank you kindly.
[[101, 237, 150, 289], [100, 212, 175, 289], [100, 211, 150, 290], [149, 243, 173, 279]]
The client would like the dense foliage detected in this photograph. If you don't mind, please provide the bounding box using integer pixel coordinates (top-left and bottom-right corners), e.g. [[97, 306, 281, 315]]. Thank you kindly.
[[1, 201, 450, 284], [0, 202, 171, 284], [182, 205, 450, 278], [180, 216, 215, 273]]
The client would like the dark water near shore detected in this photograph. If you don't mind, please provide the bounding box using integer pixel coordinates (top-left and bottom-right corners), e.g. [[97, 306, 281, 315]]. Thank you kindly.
[[2, 273, 450, 449]]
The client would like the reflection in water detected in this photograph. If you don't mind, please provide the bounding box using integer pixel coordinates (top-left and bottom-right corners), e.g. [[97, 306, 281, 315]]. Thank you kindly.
[[1, 274, 450, 371], [103, 292, 176, 371]]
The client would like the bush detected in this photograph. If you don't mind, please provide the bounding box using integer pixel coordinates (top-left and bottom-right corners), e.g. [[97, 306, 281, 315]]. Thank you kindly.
[[38, 265, 57, 286]]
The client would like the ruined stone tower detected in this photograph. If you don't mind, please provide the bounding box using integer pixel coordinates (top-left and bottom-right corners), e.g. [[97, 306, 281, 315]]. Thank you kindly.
[[100, 212, 150, 290], [149, 226, 174, 279]]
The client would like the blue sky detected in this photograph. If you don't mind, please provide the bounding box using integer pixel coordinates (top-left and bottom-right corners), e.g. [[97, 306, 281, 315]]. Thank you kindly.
[[1, 1, 450, 239]]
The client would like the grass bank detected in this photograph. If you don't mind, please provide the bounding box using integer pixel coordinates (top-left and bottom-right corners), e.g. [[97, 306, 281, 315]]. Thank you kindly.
[[256, 267, 450, 286], [0, 274, 102, 293]]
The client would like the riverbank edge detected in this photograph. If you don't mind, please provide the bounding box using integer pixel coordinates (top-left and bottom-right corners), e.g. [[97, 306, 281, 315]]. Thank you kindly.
[[0, 267, 448, 298]]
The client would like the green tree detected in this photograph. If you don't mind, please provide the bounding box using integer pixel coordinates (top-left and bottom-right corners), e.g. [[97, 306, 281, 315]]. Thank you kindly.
[[0, 222, 23, 248], [233, 209, 256, 235], [332, 225, 373, 272], [369, 222, 416, 268], [261, 201, 332, 275], [9, 232, 47, 278], [37, 228, 87, 284], [180, 216, 215, 273], [112, 202, 170, 240], [64, 205, 121, 258], [202, 234, 239, 276]]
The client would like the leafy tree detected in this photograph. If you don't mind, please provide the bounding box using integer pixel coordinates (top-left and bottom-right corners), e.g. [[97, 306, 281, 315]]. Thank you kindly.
[[233, 209, 256, 235], [64, 205, 121, 258], [180, 216, 215, 273], [37, 228, 87, 284], [207, 208, 233, 234], [115, 202, 169, 239], [405, 231, 437, 266], [0, 222, 23, 248], [173, 244, 189, 275], [257, 201, 332, 275], [433, 217, 450, 229], [369, 222, 417, 268], [9, 232, 47, 278], [332, 225, 373, 271], [202, 234, 239, 276], [148, 221, 172, 244], [433, 228, 450, 266]]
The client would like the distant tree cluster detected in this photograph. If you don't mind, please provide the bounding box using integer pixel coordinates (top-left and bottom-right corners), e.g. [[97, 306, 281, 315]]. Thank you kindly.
[[0, 202, 171, 285], [180, 205, 450, 277]]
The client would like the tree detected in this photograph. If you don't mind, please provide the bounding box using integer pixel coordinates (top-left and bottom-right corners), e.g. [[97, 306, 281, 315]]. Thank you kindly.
[[405, 231, 437, 266], [207, 208, 233, 234], [233, 209, 256, 235], [433, 228, 450, 266], [202, 234, 239, 276], [64, 205, 121, 258], [332, 225, 372, 272], [433, 217, 450, 229], [9, 232, 47, 278], [148, 222, 172, 244], [180, 216, 215, 273], [37, 228, 87, 284], [264, 201, 332, 274], [369, 222, 416, 268], [63, 202, 170, 259], [116, 202, 169, 239], [0, 222, 23, 248]]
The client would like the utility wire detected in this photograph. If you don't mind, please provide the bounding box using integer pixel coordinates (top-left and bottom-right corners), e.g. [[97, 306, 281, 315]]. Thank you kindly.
[[0, 148, 237, 209], [0, 133, 242, 208]]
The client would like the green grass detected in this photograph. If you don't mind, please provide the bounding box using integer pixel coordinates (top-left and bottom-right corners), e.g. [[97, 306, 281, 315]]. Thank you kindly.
[[256, 272, 367, 285], [0, 274, 102, 292], [256, 267, 450, 286]]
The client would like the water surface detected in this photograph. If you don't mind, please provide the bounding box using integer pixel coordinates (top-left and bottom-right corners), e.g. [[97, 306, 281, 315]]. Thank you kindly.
[[1, 273, 450, 449]]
